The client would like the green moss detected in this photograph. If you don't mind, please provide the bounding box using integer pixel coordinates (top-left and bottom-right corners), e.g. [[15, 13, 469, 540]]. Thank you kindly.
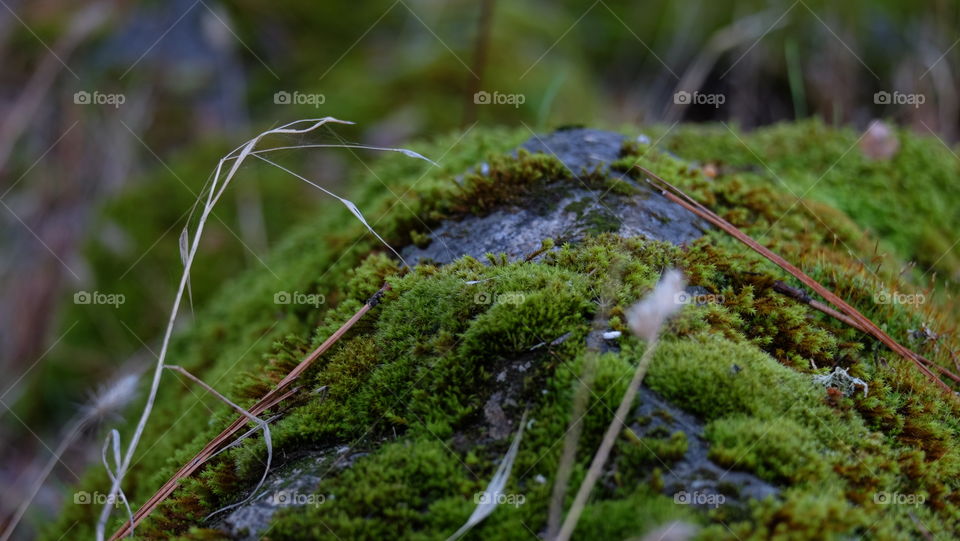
[[707, 417, 828, 483], [270, 438, 472, 539], [640, 119, 960, 280], [619, 429, 689, 469]]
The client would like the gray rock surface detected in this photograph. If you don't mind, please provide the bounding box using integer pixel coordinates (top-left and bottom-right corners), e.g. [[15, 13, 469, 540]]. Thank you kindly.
[[402, 128, 708, 265], [217, 447, 367, 540], [631, 388, 780, 509]]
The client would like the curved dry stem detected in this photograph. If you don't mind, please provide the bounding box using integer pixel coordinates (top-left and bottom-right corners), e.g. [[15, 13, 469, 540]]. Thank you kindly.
[[96, 118, 432, 539], [163, 365, 274, 521]]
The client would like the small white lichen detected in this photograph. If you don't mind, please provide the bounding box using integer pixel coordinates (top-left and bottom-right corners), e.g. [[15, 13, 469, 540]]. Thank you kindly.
[[813, 367, 868, 397]]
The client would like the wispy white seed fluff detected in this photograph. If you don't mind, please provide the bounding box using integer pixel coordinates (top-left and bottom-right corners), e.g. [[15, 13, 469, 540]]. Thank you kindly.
[[625, 269, 687, 341], [82, 373, 140, 421]]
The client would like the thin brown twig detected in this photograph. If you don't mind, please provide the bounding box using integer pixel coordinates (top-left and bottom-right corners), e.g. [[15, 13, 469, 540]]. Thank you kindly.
[[772, 281, 960, 383], [163, 365, 276, 520], [772, 280, 867, 332], [635, 166, 955, 395], [109, 283, 390, 539]]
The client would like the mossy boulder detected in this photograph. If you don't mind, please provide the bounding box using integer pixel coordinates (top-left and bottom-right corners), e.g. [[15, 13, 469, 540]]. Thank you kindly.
[[49, 121, 960, 540]]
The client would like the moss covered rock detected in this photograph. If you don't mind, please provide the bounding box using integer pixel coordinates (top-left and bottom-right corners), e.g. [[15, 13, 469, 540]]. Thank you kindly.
[[49, 122, 960, 540]]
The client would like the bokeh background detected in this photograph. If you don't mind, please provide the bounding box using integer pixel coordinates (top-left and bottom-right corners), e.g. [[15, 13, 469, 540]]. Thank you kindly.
[[2, 0, 959, 536]]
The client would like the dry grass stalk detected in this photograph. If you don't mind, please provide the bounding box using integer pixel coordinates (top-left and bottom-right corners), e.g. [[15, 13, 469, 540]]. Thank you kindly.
[[0, 372, 139, 541], [163, 365, 274, 520], [446, 409, 528, 541], [108, 285, 387, 540], [555, 270, 685, 541], [546, 264, 622, 539], [99, 116, 431, 539]]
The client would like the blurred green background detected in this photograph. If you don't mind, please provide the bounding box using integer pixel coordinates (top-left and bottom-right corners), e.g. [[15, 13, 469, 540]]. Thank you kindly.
[[2, 0, 960, 533]]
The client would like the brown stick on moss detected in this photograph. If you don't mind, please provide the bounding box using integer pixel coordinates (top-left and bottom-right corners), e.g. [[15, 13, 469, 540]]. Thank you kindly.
[[772, 281, 960, 384], [109, 284, 390, 540], [636, 166, 955, 395]]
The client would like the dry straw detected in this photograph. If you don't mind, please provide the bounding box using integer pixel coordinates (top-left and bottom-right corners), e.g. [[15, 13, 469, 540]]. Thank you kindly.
[[556, 270, 686, 541], [97, 118, 435, 539], [447, 410, 528, 541]]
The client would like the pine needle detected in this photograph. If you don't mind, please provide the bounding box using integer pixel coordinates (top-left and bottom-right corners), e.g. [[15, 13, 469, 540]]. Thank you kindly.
[[163, 365, 274, 520], [635, 166, 955, 395], [108, 285, 387, 540]]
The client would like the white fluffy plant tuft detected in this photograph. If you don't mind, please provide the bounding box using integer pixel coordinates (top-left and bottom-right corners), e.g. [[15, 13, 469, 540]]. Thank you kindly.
[[0, 369, 140, 541], [624, 269, 686, 341]]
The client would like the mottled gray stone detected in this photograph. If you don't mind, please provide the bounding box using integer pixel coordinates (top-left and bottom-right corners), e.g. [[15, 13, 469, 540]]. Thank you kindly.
[[217, 448, 365, 540], [215, 128, 771, 538], [402, 128, 708, 265], [631, 388, 780, 508]]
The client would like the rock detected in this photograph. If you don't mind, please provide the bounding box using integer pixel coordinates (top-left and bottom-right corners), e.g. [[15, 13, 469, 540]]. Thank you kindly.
[[519, 127, 626, 174], [217, 448, 364, 540], [630, 388, 779, 509], [402, 128, 708, 265]]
